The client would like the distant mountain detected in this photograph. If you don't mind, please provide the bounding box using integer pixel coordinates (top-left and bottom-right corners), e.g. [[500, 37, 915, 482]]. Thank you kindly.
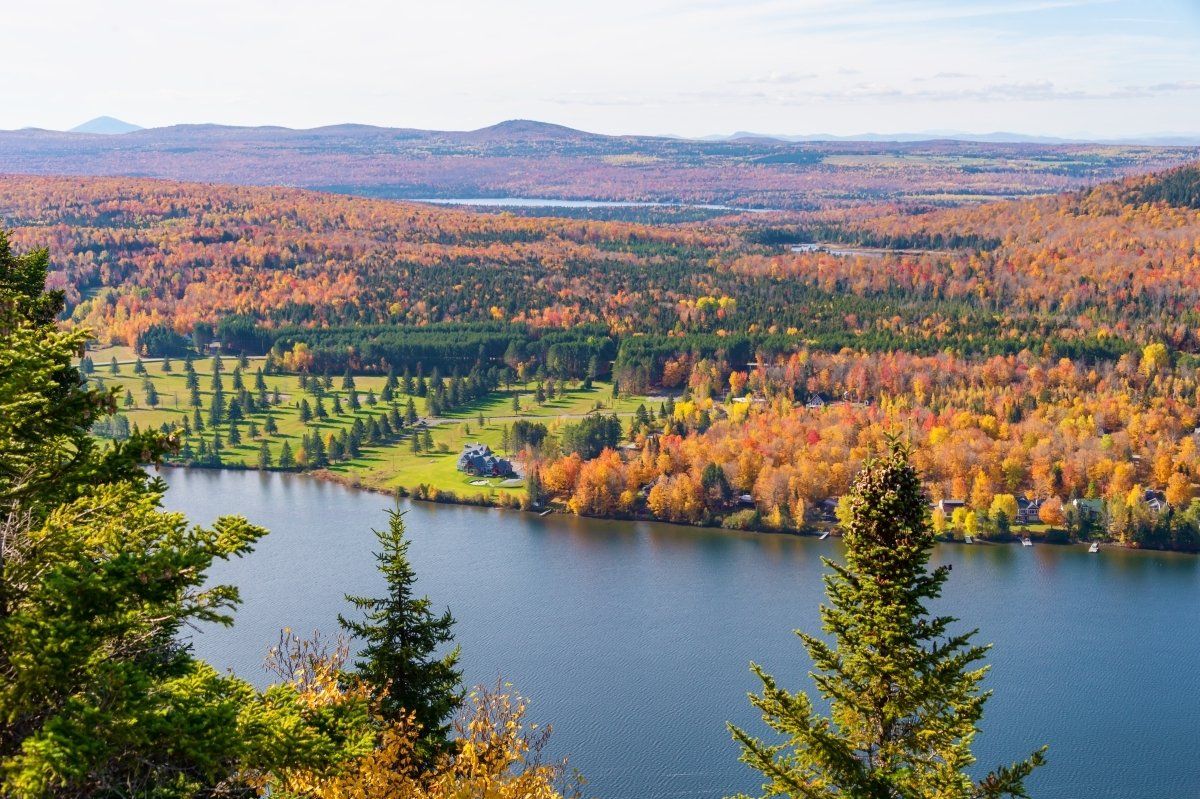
[[709, 130, 1200, 146], [0, 119, 1196, 210], [461, 119, 601, 142], [69, 116, 142, 135]]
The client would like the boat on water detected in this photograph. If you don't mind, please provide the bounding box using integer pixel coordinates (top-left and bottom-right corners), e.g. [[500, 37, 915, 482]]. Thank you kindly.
[[818, 531, 830, 540], [964, 535, 974, 544], [1089, 542, 1100, 553], [538, 509, 553, 517], [1021, 537, 1033, 547]]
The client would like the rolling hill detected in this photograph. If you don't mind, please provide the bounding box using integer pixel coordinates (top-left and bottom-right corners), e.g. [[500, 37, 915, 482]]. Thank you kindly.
[[0, 120, 1195, 210]]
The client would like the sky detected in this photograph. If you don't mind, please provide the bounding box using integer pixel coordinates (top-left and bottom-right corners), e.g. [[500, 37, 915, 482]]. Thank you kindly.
[[4, 0, 1200, 138]]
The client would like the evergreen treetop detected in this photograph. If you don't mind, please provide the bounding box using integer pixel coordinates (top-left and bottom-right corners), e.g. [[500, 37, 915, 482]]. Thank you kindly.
[[339, 510, 463, 762], [731, 438, 1046, 799]]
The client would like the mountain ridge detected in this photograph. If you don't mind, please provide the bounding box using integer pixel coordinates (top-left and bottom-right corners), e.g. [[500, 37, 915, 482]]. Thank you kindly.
[[68, 116, 142, 135]]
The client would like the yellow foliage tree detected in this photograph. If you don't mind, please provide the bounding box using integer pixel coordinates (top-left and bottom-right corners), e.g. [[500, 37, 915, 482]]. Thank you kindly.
[[1140, 342, 1169, 377], [1164, 472, 1194, 508], [260, 635, 577, 799], [930, 507, 947, 537], [315, 687, 576, 799], [989, 493, 1019, 523], [969, 470, 994, 511]]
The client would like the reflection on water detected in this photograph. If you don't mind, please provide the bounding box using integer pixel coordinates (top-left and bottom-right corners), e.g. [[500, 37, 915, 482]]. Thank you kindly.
[[158, 468, 1200, 799]]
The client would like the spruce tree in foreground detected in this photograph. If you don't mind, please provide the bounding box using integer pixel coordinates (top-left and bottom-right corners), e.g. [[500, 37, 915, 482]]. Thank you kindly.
[[0, 234, 373, 796], [340, 509, 463, 762], [731, 439, 1046, 799]]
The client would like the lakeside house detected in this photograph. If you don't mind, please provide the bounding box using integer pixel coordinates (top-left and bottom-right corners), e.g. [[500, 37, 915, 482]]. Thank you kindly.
[[456, 443, 514, 478], [936, 498, 965, 515], [1071, 498, 1104, 520], [1016, 496, 1043, 524], [1142, 489, 1169, 514]]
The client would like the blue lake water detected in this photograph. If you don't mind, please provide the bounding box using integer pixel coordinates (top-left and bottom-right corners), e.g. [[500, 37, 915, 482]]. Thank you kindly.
[[411, 197, 766, 211], [159, 468, 1200, 799]]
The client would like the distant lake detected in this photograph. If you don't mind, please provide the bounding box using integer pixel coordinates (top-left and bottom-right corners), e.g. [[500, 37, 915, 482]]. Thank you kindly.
[[162, 468, 1200, 799], [790, 242, 948, 258], [412, 197, 769, 212]]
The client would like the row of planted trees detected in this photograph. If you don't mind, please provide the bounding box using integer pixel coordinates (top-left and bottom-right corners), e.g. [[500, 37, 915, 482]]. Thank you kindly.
[[1, 234, 1047, 798]]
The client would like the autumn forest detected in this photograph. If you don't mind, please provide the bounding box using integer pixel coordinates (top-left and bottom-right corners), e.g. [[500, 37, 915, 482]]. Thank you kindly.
[[3, 155, 1200, 550]]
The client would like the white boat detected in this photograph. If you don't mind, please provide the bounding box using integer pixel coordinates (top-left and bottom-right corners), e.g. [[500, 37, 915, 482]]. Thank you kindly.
[[538, 509, 552, 517], [1088, 542, 1099, 553], [1021, 537, 1033, 547], [818, 531, 830, 540], [964, 535, 974, 544]]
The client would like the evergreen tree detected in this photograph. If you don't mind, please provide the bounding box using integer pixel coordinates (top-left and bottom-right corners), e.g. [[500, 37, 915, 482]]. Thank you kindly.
[[133, 357, 146, 375], [143, 380, 159, 408], [228, 419, 241, 445], [339, 510, 462, 761], [277, 440, 295, 470], [161, 355, 172, 372], [264, 413, 278, 435], [257, 440, 272, 469], [1, 236, 371, 795], [109, 356, 120, 374], [309, 431, 328, 467], [422, 428, 434, 451], [526, 467, 545, 509], [731, 440, 1046, 799]]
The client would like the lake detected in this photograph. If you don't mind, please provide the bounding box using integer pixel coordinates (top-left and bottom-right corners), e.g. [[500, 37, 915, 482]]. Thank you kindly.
[[159, 468, 1200, 799], [411, 197, 767, 212]]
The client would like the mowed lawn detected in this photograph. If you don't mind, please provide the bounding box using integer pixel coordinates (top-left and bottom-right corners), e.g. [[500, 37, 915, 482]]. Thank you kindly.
[[87, 353, 645, 499]]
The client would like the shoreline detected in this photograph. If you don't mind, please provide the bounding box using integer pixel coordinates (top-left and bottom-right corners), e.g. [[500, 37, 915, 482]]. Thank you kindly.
[[156, 462, 1194, 555]]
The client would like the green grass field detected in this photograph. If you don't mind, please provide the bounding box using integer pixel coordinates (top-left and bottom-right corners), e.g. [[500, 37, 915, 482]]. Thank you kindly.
[[87, 353, 646, 500]]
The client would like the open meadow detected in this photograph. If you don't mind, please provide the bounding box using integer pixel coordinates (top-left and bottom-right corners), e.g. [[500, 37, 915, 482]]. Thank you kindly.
[[88, 350, 646, 501]]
